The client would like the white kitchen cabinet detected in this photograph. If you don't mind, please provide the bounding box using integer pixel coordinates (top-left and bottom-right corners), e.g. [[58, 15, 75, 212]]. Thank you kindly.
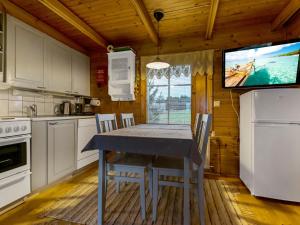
[[108, 50, 135, 101], [6, 15, 45, 89], [71, 50, 90, 96], [6, 15, 91, 96], [77, 118, 98, 169], [48, 120, 76, 183], [45, 38, 72, 94]]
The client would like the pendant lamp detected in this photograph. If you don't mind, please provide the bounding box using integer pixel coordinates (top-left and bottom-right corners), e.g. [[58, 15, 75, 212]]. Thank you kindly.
[[146, 9, 170, 70]]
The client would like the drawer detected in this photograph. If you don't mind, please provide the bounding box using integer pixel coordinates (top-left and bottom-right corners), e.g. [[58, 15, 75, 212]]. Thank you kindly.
[[0, 171, 31, 208], [78, 118, 96, 127]]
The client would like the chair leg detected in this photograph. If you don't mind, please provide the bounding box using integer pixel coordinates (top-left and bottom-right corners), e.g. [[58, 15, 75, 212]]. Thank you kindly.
[[148, 168, 153, 198], [183, 157, 190, 225], [140, 170, 146, 220], [116, 171, 120, 193], [152, 168, 159, 222], [197, 167, 205, 225]]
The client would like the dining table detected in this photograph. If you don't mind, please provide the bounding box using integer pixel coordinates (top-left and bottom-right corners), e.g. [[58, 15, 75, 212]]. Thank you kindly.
[[83, 124, 199, 225]]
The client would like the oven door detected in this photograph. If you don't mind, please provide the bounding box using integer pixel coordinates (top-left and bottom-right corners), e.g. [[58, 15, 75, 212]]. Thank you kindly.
[[0, 135, 31, 180]]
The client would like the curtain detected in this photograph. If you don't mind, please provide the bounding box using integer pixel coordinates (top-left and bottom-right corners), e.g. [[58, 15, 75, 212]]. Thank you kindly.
[[140, 50, 214, 80]]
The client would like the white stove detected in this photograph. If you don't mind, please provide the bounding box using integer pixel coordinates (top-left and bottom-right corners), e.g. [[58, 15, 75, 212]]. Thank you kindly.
[[0, 118, 31, 209]]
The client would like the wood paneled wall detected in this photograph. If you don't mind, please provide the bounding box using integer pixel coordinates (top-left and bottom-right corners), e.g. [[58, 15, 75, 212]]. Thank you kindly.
[[90, 21, 300, 177]]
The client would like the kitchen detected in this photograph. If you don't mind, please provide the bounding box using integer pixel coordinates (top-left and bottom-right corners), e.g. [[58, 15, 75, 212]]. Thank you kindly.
[[1, 0, 300, 225]]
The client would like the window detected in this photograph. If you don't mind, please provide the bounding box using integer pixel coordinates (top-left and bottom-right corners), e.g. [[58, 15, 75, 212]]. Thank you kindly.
[[147, 65, 191, 124]]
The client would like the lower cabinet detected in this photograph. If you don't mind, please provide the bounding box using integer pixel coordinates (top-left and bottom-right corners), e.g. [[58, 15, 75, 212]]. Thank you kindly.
[[31, 120, 77, 191], [47, 120, 76, 183]]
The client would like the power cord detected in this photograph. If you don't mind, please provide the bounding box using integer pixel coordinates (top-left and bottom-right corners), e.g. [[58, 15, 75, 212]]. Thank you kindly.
[[230, 89, 240, 126]]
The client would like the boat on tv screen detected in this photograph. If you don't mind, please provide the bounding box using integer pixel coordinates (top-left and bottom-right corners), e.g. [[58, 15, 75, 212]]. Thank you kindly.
[[224, 42, 300, 88]]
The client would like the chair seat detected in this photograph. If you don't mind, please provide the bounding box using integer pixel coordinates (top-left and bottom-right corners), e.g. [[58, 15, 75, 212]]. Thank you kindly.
[[108, 153, 153, 167], [152, 156, 184, 170]]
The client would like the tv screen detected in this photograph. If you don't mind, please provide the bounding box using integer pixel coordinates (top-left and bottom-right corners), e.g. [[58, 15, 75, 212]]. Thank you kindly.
[[222, 40, 300, 88]]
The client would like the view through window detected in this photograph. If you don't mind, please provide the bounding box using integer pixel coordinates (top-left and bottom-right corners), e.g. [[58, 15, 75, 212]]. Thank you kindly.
[[147, 65, 191, 124]]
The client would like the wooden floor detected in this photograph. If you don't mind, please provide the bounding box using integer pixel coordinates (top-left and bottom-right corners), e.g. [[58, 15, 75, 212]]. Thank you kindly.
[[1, 165, 300, 225]]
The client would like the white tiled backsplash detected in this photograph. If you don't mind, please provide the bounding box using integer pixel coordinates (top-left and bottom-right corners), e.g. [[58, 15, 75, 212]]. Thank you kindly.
[[0, 89, 75, 117]]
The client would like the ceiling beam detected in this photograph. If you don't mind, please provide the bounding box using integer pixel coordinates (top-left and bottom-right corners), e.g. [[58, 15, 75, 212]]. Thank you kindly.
[[205, 0, 220, 40], [38, 0, 108, 48], [129, 0, 158, 45], [272, 0, 300, 30], [0, 0, 87, 54]]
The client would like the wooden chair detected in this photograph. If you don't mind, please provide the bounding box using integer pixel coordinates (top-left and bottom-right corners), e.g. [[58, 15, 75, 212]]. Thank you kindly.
[[95, 113, 152, 220], [151, 114, 212, 225], [120, 113, 135, 128]]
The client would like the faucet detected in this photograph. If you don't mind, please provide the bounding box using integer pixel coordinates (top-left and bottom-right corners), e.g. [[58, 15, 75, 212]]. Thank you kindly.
[[29, 104, 37, 117]]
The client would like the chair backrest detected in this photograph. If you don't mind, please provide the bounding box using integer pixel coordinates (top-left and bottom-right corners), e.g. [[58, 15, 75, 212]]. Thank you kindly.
[[195, 114, 212, 162], [95, 114, 118, 133], [120, 113, 135, 128], [193, 113, 201, 137]]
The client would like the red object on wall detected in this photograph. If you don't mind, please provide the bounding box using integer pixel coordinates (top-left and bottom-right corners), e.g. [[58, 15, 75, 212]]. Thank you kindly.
[[95, 66, 107, 87]]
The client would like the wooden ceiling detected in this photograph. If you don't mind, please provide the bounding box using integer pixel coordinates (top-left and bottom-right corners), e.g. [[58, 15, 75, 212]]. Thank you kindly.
[[7, 0, 298, 51]]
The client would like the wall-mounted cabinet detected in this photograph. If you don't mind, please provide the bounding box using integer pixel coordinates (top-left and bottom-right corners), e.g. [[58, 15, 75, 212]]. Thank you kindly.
[[108, 50, 135, 101], [0, 11, 5, 83], [6, 15, 90, 96], [71, 50, 90, 96], [7, 15, 45, 89], [45, 38, 72, 94]]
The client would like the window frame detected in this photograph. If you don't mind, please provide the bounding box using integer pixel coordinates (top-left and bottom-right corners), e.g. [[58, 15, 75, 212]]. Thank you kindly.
[[146, 72, 192, 125]]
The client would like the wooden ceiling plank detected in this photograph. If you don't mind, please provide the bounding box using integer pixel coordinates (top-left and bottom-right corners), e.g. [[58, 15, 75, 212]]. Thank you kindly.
[[1, 0, 87, 54], [129, 0, 158, 44], [271, 0, 300, 30], [205, 0, 220, 40], [38, 0, 108, 48]]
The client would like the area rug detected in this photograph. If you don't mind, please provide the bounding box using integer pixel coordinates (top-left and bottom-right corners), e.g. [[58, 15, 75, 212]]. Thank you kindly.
[[40, 173, 253, 225]]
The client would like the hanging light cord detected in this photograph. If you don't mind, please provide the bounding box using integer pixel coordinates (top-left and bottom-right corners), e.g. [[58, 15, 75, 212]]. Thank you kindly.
[[157, 20, 160, 58]]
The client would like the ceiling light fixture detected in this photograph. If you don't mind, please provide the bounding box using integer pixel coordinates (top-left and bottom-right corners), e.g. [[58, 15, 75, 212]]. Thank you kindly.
[[146, 9, 170, 70]]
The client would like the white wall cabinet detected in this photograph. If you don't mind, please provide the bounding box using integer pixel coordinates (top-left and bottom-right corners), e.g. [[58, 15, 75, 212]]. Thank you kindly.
[[7, 15, 45, 90], [71, 50, 90, 96], [108, 50, 135, 101], [45, 39, 72, 94], [6, 15, 90, 96]]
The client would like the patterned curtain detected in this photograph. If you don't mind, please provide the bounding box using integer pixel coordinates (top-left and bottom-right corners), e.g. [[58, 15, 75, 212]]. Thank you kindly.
[[147, 65, 191, 79], [141, 50, 214, 80]]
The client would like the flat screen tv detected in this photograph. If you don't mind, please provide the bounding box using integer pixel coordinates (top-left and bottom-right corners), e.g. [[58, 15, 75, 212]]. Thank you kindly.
[[222, 40, 300, 89]]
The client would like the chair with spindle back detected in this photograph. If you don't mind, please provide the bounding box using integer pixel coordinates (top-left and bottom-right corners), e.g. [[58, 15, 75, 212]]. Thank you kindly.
[[120, 113, 135, 128], [151, 114, 212, 225], [95, 113, 151, 220]]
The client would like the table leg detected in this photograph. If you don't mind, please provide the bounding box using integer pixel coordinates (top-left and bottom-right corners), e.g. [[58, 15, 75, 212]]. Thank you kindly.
[[184, 157, 190, 225], [98, 150, 106, 225]]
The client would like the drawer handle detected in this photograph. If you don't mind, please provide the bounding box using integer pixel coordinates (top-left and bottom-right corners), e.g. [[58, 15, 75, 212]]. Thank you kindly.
[[49, 122, 58, 125], [37, 86, 46, 89]]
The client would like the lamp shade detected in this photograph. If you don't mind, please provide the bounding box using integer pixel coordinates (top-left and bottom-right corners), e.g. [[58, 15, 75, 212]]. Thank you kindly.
[[146, 57, 170, 70]]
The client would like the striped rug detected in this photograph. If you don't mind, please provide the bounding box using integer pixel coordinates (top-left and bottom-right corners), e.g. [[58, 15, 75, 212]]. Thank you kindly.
[[40, 172, 253, 225]]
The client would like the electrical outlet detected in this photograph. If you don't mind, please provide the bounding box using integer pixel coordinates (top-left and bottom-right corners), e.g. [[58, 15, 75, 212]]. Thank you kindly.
[[214, 100, 220, 107]]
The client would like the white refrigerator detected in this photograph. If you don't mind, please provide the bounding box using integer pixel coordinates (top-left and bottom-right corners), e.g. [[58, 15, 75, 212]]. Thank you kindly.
[[240, 88, 300, 202]]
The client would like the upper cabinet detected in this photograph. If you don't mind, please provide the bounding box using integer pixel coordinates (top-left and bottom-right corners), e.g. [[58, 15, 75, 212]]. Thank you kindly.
[[7, 15, 45, 89], [108, 50, 136, 101], [6, 15, 90, 96], [71, 50, 90, 96], [45, 38, 72, 94], [0, 11, 5, 83]]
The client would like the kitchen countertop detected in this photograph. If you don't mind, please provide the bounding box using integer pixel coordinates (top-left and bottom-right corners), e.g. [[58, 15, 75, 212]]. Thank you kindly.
[[31, 115, 95, 121], [0, 115, 95, 122]]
